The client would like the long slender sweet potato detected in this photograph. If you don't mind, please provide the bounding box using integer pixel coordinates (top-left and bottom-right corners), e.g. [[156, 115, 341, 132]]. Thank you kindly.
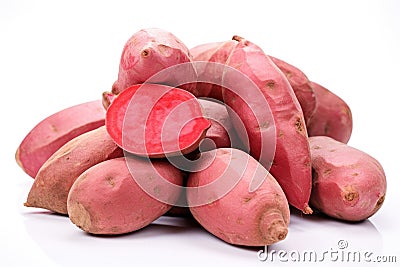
[[269, 56, 316, 124], [309, 136, 386, 221], [67, 156, 184, 235], [187, 148, 290, 246], [24, 126, 123, 214], [112, 28, 193, 94], [222, 36, 313, 213], [307, 81, 353, 143], [16, 100, 105, 178], [106, 83, 211, 158], [190, 41, 236, 100]]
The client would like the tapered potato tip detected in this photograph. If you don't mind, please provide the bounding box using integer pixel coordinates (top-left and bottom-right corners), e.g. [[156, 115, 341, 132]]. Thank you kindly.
[[232, 35, 244, 42], [303, 206, 313, 215], [260, 212, 288, 245]]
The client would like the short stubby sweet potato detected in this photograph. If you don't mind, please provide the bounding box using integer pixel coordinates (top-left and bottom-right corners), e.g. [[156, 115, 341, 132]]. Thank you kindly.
[[309, 136, 386, 221], [112, 28, 193, 94], [106, 83, 211, 158], [269, 56, 316, 124], [187, 148, 290, 246], [307, 82, 353, 143], [198, 98, 241, 150], [222, 36, 313, 214], [67, 156, 184, 235], [24, 126, 123, 214], [16, 100, 105, 178], [190, 41, 236, 100]]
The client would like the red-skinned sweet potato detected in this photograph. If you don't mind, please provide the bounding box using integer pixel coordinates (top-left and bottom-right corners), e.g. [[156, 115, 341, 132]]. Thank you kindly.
[[269, 56, 316, 124], [190, 41, 236, 100], [307, 82, 353, 143], [198, 98, 241, 150], [24, 126, 123, 214], [16, 100, 105, 178], [309, 136, 386, 221], [187, 148, 290, 246], [67, 156, 184, 235], [103, 94, 231, 152], [190, 42, 223, 61], [112, 28, 193, 94], [222, 36, 312, 214], [106, 83, 211, 158]]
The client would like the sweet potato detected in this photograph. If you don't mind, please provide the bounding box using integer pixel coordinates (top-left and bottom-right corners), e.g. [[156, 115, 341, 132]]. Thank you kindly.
[[269, 56, 316, 124], [67, 156, 184, 235], [190, 41, 236, 100], [309, 136, 386, 221], [103, 94, 227, 152], [112, 28, 193, 94], [222, 36, 313, 213], [106, 83, 211, 158], [307, 81, 353, 143], [16, 100, 105, 178], [103, 95, 229, 153], [197, 98, 241, 150], [24, 126, 123, 214], [190, 42, 223, 61], [187, 148, 290, 246], [104, 95, 236, 152]]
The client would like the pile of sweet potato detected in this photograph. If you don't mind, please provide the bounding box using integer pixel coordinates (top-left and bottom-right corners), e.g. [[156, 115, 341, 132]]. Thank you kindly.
[[17, 28, 386, 247]]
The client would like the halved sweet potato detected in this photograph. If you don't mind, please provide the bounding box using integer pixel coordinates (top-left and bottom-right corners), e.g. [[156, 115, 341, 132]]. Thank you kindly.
[[106, 83, 211, 158]]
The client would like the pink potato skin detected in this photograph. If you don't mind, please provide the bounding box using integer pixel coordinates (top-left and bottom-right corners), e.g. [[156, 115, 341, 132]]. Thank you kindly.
[[24, 126, 123, 214], [307, 81, 353, 143], [309, 136, 386, 221], [198, 98, 241, 149], [187, 148, 290, 246], [222, 37, 313, 214], [15, 100, 105, 178], [190, 41, 236, 100], [67, 157, 184, 235], [112, 28, 192, 94], [269, 56, 316, 124]]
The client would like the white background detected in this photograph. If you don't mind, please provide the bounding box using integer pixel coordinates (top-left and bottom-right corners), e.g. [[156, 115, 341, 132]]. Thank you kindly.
[[1, 0, 399, 266]]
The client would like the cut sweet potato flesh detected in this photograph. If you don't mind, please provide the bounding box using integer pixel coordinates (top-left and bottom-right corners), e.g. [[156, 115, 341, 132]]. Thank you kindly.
[[106, 84, 211, 158]]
